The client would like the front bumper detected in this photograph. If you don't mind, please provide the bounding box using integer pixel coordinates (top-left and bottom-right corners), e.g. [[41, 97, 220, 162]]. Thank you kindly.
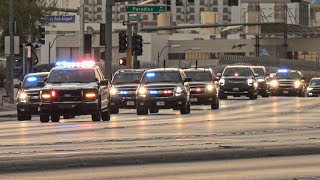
[[17, 103, 40, 115], [111, 96, 137, 109], [40, 100, 100, 116], [307, 89, 320, 97], [257, 82, 268, 94], [219, 85, 255, 96], [190, 93, 217, 105], [136, 96, 187, 110], [271, 87, 303, 96]]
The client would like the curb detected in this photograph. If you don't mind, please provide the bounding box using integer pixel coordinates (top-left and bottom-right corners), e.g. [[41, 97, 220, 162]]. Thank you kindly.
[[1, 145, 320, 173]]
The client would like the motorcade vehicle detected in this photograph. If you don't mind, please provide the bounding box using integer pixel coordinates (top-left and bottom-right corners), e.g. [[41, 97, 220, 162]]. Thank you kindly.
[[307, 78, 320, 97], [15, 72, 49, 121], [184, 68, 219, 109], [251, 66, 269, 97], [217, 65, 258, 100], [136, 68, 191, 115], [38, 60, 111, 123]]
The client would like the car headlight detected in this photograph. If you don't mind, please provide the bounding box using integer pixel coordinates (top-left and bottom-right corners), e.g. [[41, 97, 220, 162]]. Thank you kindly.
[[176, 86, 183, 93], [307, 87, 313, 91], [19, 92, 27, 102], [219, 79, 225, 86], [270, 80, 278, 87], [110, 87, 117, 96], [138, 86, 147, 96], [247, 79, 253, 86], [294, 80, 301, 88], [84, 90, 97, 100], [258, 79, 265, 82], [206, 84, 214, 92]]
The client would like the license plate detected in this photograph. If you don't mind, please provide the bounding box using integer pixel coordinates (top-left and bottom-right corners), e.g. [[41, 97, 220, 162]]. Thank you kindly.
[[58, 104, 76, 109], [156, 101, 165, 106], [190, 98, 198, 102], [233, 88, 239, 91], [283, 90, 289, 94], [126, 101, 135, 106], [29, 96, 39, 99]]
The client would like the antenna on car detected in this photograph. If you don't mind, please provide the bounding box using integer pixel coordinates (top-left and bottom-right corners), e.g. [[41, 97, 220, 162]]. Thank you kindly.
[[163, 59, 166, 69], [196, 60, 198, 69]]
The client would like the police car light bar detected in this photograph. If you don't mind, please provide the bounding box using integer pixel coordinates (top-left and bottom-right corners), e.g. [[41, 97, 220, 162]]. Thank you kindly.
[[55, 60, 95, 68], [146, 73, 155, 77], [27, 77, 37, 82], [278, 69, 288, 73]]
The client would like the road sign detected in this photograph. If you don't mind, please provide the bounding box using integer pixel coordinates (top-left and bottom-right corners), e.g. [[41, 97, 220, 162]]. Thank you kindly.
[[125, 5, 166, 13], [128, 14, 138, 23], [44, 16, 76, 23], [4, 36, 19, 55]]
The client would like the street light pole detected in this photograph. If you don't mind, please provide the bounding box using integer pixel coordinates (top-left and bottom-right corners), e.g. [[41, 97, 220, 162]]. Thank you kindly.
[[179, 48, 201, 68], [48, 34, 75, 64], [8, 0, 14, 103], [158, 45, 181, 68]]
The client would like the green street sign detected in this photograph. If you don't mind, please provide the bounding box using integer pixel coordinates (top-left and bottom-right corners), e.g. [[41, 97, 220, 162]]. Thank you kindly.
[[125, 5, 166, 13]]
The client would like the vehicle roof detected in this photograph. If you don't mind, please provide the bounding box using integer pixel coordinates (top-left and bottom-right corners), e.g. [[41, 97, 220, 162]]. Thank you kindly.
[[51, 66, 98, 70], [116, 69, 146, 73], [276, 70, 300, 73], [184, 68, 211, 72], [311, 78, 320, 80], [25, 72, 50, 76], [146, 68, 181, 72], [251, 66, 265, 69], [225, 65, 252, 68]]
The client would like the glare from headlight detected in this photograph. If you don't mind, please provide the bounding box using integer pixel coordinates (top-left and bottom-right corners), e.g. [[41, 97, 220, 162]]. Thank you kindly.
[[247, 79, 253, 86], [254, 82, 258, 88], [270, 80, 278, 87], [219, 79, 225, 86], [206, 84, 214, 91], [138, 86, 147, 95], [307, 87, 313, 91], [176, 86, 183, 93], [294, 81, 301, 88], [19, 92, 27, 102], [258, 79, 265, 82], [110, 87, 117, 95]]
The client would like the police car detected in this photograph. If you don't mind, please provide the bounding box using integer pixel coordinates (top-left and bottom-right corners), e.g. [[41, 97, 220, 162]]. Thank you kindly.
[[269, 69, 306, 96], [184, 68, 219, 109], [251, 66, 269, 97], [38, 60, 111, 123], [110, 69, 146, 114], [15, 72, 49, 121], [136, 68, 191, 115]]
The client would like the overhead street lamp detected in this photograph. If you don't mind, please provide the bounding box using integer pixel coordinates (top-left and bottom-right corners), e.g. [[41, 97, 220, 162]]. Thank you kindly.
[[48, 33, 75, 64], [179, 47, 201, 68], [158, 44, 181, 68]]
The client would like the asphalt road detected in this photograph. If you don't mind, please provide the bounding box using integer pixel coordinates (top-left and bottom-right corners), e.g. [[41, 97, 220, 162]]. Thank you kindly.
[[3, 154, 320, 179], [1, 97, 320, 172]]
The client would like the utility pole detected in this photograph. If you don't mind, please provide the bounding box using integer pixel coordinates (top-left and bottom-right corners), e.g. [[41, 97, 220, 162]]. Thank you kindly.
[[105, 0, 114, 80], [133, 21, 139, 69], [80, 0, 85, 58], [126, 16, 133, 69], [8, 0, 14, 103]]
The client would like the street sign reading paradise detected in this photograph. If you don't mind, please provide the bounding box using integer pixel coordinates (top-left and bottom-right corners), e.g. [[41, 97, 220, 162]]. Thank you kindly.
[[44, 16, 76, 23], [125, 5, 166, 13]]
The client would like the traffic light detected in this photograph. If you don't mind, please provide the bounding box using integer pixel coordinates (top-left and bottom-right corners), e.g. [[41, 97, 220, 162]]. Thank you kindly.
[[38, 26, 45, 44], [119, 57, 127, 66], [119, 31, 127, 53], [228, 0, 238, 6], [100, 23, 105, 46], [166, 0, 171, 11], [133, 34, 143, 56], [84, 34, 92, 54]]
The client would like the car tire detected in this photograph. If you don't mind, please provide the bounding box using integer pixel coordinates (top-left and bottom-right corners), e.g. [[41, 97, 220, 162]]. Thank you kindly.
[[40, 115, 50, 123], [91, 114, 101, 122], [249, 92, 257, 100], [101, 110, 111, 121], [211, 98, 219, 110], [261, 91, 269, 98], [137, 108, 148, 115], [180, 102, 190, 115], [51, 115, 60, 122], [149, 109, 159, 113], [111, 108, 119, 114], [17, 113, 31, 121]]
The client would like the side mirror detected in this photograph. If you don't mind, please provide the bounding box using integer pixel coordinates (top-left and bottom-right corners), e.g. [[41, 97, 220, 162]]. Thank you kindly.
[[217, 73, 222, 77], [301, 77, 306, 81], [44, 77, 48, 82], [14, 84, 21, 89], [100, 79, 109, 86], [37, 81, 45, 88], [184, 77, 192, 82], [254, 73, 259, 77]]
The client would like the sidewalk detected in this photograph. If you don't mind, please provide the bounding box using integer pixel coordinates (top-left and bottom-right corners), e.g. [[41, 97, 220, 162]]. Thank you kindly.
[[0, 88, 16, 117]]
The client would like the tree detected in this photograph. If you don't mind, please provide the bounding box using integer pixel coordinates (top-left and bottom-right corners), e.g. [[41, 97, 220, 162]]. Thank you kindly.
[[0, 0, 57, 54]]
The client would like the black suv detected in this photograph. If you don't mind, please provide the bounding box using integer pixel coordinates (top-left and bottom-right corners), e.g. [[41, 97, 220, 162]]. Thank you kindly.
[[218, 66, 258, 100], [136, 68, 191, 115], [39, 62, 111, 123], [110, 69, 146, 114], [269, 69, 306, 96], [184, 68, 219, 109], [251, 66, 269, 97], [15, 72, 49, 121]]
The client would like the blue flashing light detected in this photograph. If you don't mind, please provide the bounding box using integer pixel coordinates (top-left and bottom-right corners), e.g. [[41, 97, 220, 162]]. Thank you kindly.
[[149, 90, 158, 94], [55, 60, 95, 68], [27, 76, 37, 82], [146, 73, 155, 77], [119, 91, 128, 95], [278, 69, 288, 73]]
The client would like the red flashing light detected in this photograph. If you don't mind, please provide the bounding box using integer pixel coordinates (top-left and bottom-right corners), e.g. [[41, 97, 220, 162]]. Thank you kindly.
[[234, 73, 239, 77], [51, 90, 57, 97], [196, 88, 202, 92], [164, 90, 172, 94]]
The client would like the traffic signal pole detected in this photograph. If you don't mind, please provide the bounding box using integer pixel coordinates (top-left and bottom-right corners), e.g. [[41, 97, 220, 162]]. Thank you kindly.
[[8, 0, 14, 103], [105, 0, 114, 80], [133, 21, 138, 69], [126, 17, 133, 69]]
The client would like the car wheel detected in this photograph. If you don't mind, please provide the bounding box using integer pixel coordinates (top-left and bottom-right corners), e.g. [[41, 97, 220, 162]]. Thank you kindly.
[[180, 102, 190, 115], [51, 115, 60, 122], [261, 91, 269, 98], [91, 114, 101, 122], [137, 108, 148, 115], [111, 108, 119, 114], [149, 109, 159, 113], [211, 98, 219, 110], [40, 115, 50, 123], [249, 92, 257, 100], [101, 110, 111, 121], [17, 113, 31, 121]]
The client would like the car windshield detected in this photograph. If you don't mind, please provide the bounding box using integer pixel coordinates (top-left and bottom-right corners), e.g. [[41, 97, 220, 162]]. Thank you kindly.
[[276, 72, 301, 79], [310, 79, 320, 86], [184, 71, 213, 82], [142, 71, 182, 84], [223, 67, 252, 77], [112, 72, 144, 84], [253, 68, 265, 76], [47, 69, 96, 83], [22, 74, 48, 89]]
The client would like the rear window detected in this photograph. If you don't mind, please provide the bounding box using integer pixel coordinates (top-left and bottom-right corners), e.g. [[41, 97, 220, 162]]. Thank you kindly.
[[223, 67, 253, 77], [47, 69, 96, 83], [252, 68, 265, 76], [276, 72, 301, 80], [141, 71, 182, 84], [310, 79, 320, 86], [22, 74, 48, 89]]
